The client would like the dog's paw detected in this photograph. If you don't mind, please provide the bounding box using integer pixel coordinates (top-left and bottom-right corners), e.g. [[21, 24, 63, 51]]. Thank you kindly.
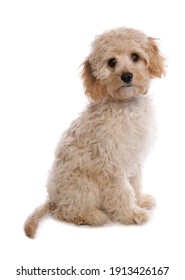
[[72, 209, 110, 226], [124, 207, 149, 225], [138, 194, 156, 209]]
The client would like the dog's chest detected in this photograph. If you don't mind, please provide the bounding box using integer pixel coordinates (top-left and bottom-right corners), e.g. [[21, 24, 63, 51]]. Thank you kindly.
[[105, 97, 154, 169]]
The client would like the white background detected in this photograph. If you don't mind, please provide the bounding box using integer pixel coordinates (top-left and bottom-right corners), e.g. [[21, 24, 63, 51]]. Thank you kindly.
[[0, 0, 185, 279]]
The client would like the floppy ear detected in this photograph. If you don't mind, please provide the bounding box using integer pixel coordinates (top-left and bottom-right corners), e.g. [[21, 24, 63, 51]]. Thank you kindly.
[[81, 59, 106, 101], [147, 37, 166, 78]]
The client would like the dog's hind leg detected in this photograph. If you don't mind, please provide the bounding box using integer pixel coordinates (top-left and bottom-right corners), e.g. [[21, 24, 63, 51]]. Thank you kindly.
[[53, 207, 110, 226], [77, 208, 110, 226]]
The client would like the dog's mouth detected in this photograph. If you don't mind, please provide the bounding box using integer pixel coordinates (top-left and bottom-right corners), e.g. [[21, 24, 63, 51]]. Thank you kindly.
[[121, 81, 134, 88], [118, 83, 140, 99], [122, 84, 133, 88]]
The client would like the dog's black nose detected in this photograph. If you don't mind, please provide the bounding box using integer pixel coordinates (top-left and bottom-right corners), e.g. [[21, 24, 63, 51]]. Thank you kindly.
[[121, 72, 133, 84]]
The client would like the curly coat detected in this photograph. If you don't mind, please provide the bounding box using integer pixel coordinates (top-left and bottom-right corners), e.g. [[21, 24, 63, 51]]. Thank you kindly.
[[24, 27, 165, 238]]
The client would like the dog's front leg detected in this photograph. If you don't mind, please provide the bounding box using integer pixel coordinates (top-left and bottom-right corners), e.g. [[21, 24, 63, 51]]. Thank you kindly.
[[102, 177, 149, 225], [130, 167, 156, 209]]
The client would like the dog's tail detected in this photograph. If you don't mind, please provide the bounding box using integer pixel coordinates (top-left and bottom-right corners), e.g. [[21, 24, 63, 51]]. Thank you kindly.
[[24, 200, 55, 238]]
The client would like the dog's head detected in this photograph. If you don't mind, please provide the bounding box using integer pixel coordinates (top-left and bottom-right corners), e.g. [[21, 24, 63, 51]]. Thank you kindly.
[[82, 28, 165, 101]]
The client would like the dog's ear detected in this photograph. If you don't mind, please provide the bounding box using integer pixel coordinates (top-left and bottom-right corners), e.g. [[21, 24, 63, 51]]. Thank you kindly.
[[81, 59, 106, 101], [147, 37, 166, 78]]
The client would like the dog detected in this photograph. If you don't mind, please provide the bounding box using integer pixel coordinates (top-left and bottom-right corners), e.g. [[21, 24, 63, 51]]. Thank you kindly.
[[24, 27, 165, 238]]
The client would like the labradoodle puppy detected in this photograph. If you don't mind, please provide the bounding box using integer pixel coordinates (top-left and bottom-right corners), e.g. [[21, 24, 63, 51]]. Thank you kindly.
[[24, 27, 165, 238]]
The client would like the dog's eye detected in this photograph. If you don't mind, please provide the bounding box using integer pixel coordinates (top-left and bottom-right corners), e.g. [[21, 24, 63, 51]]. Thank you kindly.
[[108, 58, 117, 68], [131, 53, 139, 62]]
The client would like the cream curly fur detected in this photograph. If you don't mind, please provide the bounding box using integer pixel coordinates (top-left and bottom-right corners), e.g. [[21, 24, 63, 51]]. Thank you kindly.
[[24, 27, 165, 238]]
